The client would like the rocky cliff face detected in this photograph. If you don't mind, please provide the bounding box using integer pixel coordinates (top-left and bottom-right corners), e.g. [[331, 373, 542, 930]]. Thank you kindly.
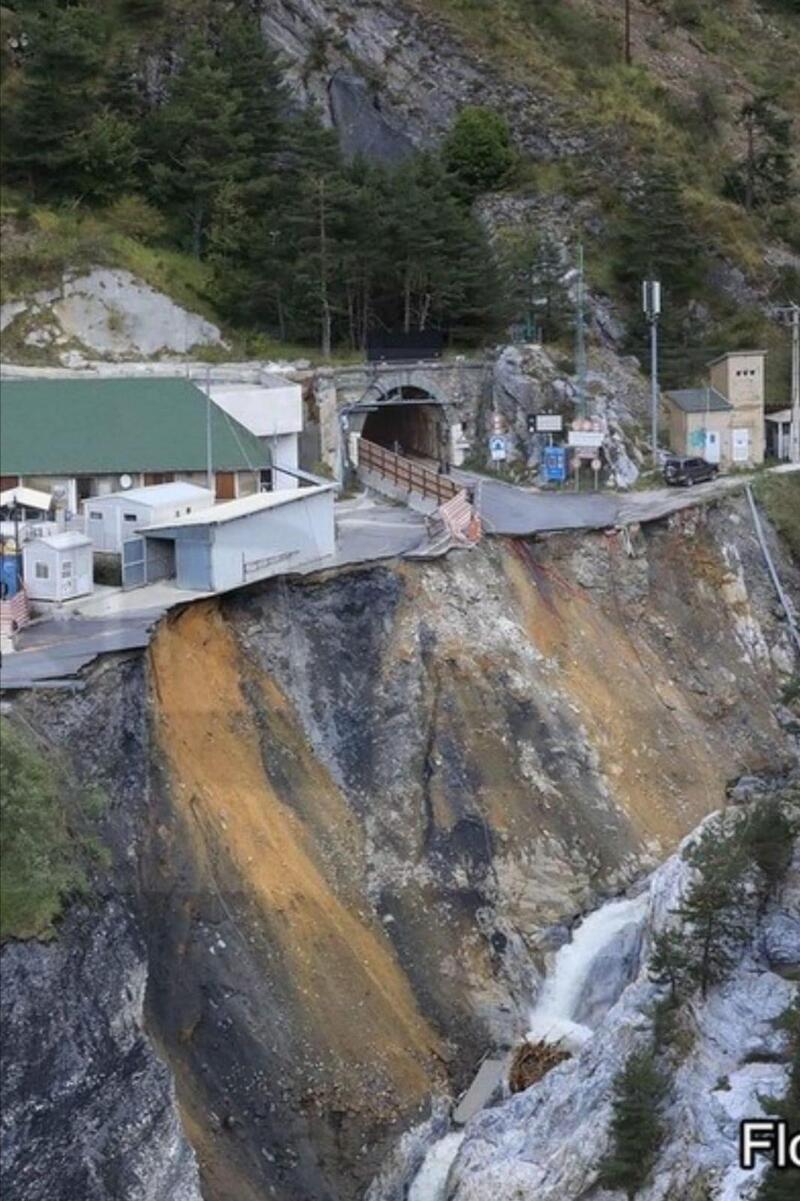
[[1, 496, 797, 1201], [448, 785, 800, 1201]]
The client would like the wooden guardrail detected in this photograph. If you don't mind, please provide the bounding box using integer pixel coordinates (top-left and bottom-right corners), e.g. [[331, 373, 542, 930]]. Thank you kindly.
[[358, 438, 460, 505]]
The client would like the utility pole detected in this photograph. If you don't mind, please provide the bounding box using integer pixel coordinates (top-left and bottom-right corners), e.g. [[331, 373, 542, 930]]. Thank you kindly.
[[574, 243, 587, 419], [205, 365, 213, 492], [643, 280, 661, 465], [775, 303, 799, 462], [784, 302, 800, 463]]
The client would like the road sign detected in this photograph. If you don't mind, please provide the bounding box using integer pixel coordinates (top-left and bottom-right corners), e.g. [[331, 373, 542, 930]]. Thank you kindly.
[[591, 457, 602, 472], [568, 429, 604, 449], [489, 435, 507, 461], [536, 414, 563, 432]]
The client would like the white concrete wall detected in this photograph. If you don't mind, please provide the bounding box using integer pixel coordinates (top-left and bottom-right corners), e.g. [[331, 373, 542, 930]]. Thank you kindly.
[[269, 433, 300, 489], [209, 490, 335, 592], [209, 383, 303, 438]]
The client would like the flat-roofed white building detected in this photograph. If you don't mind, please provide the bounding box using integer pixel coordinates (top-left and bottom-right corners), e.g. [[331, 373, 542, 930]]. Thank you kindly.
[[83, 482, 215, 553], [208, 375, 303, 489], [129, 484, 335, 592]]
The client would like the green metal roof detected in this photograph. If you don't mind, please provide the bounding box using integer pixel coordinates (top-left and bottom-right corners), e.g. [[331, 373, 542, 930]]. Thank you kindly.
[[0, 377, 270, 475]]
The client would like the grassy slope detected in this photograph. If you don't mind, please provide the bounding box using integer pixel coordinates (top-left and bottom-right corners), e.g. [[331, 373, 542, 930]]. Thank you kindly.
[[754, 471, 800, 561], [0, 718, 108, 940]]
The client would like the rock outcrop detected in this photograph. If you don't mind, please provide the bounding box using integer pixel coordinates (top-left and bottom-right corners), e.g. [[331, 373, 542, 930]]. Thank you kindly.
[[0, 902, 203, 1201], [0, 268, 224, 363], [448, 794, 800, 1201]]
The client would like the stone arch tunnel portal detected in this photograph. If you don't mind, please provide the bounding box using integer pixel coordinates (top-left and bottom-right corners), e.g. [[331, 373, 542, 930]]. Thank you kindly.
[[359, 385, 448, 463]]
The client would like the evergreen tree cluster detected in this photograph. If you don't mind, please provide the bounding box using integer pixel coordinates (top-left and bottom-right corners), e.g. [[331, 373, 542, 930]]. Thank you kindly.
[[649, 798, 797, 1006], [597, 1048, 669, 1200], [0, 1, 502, 350]]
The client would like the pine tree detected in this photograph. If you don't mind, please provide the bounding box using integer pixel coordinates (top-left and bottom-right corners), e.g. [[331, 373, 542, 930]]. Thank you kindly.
[[598, 1049, 668, 1199], [443, 106, 516, 199], [3, 2, 111, 199], [742, 797, 797, 910], [676, 815, 752, 997], [148, 36, 252, 256], [615, 161, 704, 300], [725, 95, 796, 212], [649, 927, 693, 1002], [217, 13, 287, 184]]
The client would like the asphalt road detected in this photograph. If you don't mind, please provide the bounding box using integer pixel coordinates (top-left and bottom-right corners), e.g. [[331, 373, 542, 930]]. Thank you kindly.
[[0, 497, 429, 690], [3, 469, 795, 691], [465, 475, 621, 534]]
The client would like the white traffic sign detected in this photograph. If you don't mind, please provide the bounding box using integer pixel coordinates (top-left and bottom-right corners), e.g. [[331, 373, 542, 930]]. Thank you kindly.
[[489, 434, 507, 461], [568, 430, 604, 449], [536, 414, 563, 432], [591, 457, 602, 472]]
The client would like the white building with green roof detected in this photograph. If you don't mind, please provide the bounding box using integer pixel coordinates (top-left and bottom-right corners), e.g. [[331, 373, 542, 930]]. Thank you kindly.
[[0, 377, 271, 514]]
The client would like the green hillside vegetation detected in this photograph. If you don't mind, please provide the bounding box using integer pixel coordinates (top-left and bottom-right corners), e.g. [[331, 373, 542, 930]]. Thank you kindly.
[[0, 0, 797, 366], [0, 718, 108, 941], [753, 472, 800, 560]]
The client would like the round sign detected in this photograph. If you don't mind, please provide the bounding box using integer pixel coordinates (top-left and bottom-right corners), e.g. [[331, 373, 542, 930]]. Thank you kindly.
[[591, 458, 602, 472]]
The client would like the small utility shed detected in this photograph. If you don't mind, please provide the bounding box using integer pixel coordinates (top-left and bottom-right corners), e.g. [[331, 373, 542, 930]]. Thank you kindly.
[[23, 531, 93, 602], [663, 387, 732, 465], [84, 482, 214, 553], [138, 484, 336, 592]]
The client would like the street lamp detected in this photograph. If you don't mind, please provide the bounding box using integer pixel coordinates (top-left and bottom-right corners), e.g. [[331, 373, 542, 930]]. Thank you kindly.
[[643, 280, 661, 464]]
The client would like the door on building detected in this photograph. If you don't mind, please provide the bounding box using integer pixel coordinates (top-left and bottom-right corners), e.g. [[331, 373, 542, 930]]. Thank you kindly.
[[60, 559, 75, 598], [732, 428, 750, 463], [215, 472, 236, 500], [705, 429, 721, 464]]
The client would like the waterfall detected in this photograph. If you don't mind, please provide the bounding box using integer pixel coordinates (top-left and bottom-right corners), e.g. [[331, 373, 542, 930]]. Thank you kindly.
[[526, 893, 647, 1051], [404, 891, 646, 1201], [408, 1132, 465, 1201]]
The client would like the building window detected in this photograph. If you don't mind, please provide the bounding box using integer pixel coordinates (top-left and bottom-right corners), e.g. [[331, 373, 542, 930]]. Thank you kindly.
[[123, 513, 138, 522], [61, 561, 72, 579], [89, 511, 103, 521], [35, 562, 49, 580]]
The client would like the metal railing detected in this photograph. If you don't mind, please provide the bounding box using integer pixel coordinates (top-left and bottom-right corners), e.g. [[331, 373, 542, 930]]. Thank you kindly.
[[358, 439, 460, 505]]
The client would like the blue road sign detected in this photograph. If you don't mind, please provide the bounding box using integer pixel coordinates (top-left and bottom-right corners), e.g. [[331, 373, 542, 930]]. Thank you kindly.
[[543, 445, 567, 483]]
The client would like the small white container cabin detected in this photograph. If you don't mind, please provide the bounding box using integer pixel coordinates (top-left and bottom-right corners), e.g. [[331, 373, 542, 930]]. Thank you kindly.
[[83, 482, 215, 553], [23, 531, 93, 602]]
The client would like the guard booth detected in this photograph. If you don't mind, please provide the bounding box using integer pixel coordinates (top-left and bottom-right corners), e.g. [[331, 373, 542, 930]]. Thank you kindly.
[[22, 532, 93, 602]]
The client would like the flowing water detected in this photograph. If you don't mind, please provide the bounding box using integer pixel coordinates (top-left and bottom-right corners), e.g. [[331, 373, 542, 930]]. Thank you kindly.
[[404, 891, 647, 1201], [526, 893, 647, 1051], [408, 1133, 466, 1201]]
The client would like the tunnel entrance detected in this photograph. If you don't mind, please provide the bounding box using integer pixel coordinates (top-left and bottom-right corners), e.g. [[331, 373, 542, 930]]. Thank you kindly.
[[360, 386, 446, 463]]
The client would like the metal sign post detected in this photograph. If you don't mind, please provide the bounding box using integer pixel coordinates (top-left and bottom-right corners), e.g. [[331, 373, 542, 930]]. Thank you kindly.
[[643, 280, 661, 466]]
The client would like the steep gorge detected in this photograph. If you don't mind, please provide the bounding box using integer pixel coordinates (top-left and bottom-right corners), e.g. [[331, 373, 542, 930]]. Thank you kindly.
[[1, 494, 797, 1201]]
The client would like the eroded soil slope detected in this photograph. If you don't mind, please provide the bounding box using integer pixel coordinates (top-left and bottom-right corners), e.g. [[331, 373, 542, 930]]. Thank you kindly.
[[143, 497, 794, 1200], [2, 494, 796, 1201]]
